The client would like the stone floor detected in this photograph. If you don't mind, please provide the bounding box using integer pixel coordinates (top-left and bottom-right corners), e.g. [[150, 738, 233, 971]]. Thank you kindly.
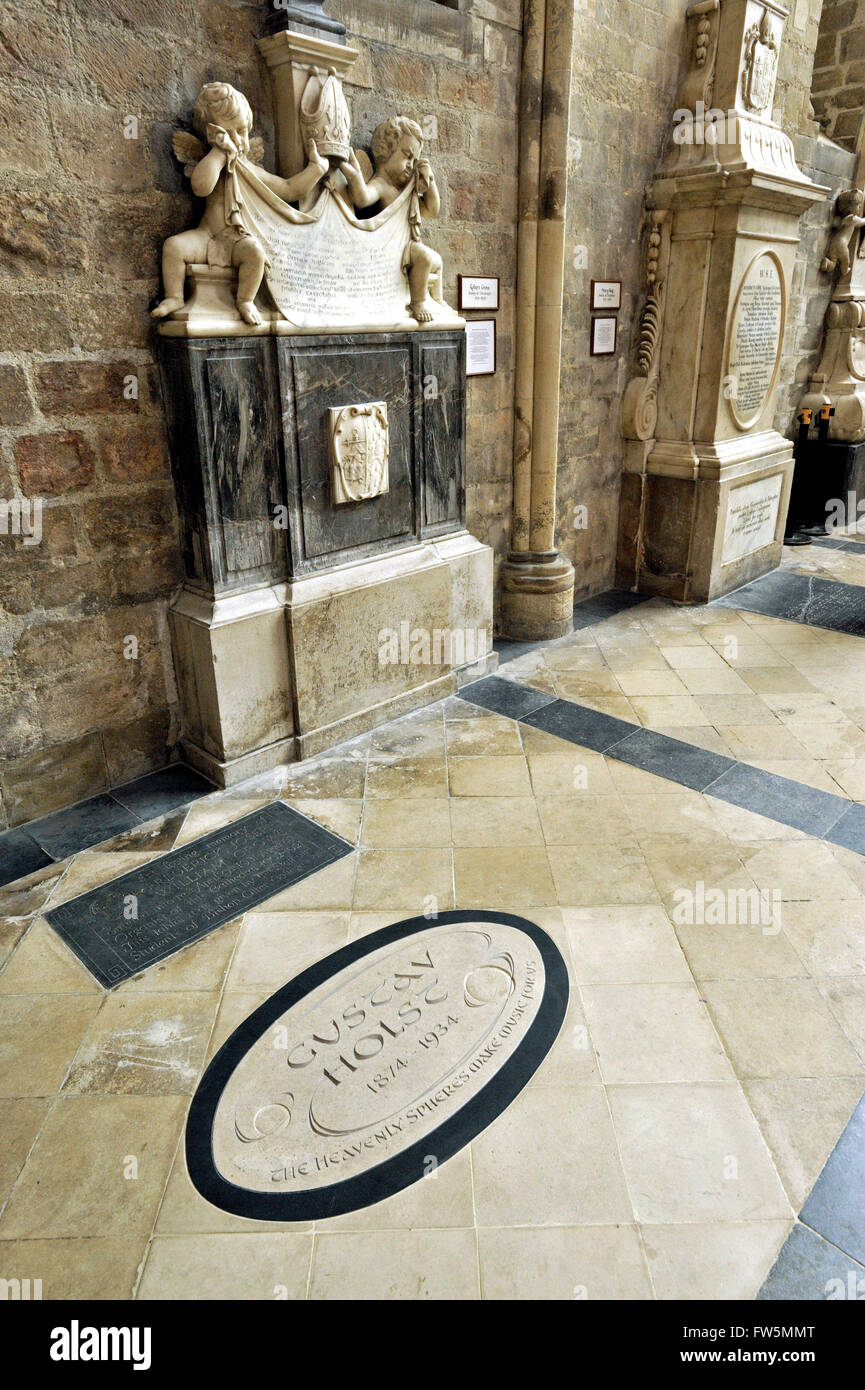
[[3, 544, 865, 1300]]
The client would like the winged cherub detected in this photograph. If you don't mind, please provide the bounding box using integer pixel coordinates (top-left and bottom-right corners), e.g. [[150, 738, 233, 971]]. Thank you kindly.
[[152, 82, 328, 327], [339, 116, 444, 324], [821, 188, 865, 279]]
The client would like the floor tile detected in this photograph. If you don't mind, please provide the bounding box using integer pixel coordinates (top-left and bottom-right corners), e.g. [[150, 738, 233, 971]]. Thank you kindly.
[[643, 1222, 791, 1301], [582, 982, 732, 1083], [0, 828, 53, 889], [0, 917, 101, 995], [799, 1093, 865, 1265], [62, 990, 215, 1096], [111, 764, 214, 820], [520, 699, 637, 753], [744, 1077, 864, 1209], [444, 717, 524, 756], [825, 803, 865, 855], [448, 796, 543, 847], [0, 1236, 147, 1300], [700, 978, 863, 1079], [448, 755, 532, 797], [479, 1225, 652, 1300], [0, 1097, 49, 1206], [608, 728, 736, 792], [454, 846, 556, 908], [0, 994, 99, 1096], [759, 1221, 865, 1300], [27, 794, 141, 860], [472, 1084, 632, 1227], [137, 1233, 312, 1300], [226, 911, 349, 989], [607, 1082, 791, 1223], [564, 905, 691, 984], [0, 1095, 185, 1237], [310, 1229, 479, 1300], [353, 849, 453, 910], [459, 675, 554, 720]]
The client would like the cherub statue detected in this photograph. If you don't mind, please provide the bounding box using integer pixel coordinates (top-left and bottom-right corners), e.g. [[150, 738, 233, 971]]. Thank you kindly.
[[821, 188, 865, 279], [152, 82, 329, 326], [339, 116, 444, 324]]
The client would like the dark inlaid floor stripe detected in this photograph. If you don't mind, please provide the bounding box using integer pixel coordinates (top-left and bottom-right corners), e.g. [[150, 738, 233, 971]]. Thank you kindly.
[[461, 678, 864, 854], [713, 569, 865, 636], [0, 763, 214, 889], [46, 801, 353, 989], [808, 533, 865, 553], [760, 1094, 865, 1300]]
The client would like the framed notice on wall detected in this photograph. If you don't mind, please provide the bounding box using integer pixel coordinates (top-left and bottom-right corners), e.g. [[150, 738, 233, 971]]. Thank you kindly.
[[591, 280, 622, 311], [465, 318, 496, 376], [590, 316, 618, 357], [458, 275, 500, 311]]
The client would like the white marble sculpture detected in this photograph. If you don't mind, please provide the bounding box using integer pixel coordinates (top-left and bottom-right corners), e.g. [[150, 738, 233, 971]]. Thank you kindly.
[[152, 83, 329, 327], [153, 78, 461, 335]]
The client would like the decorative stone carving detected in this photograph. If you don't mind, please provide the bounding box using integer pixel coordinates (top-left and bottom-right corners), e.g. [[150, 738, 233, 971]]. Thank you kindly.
[[152, 82, 329, 329], [299, 68, 351, 162], [329, 402, 390, 504], [742, 8, 780, 114], [800, 131, 865, 443], [618, 0, 825, 603], [623, 211, 670, 443], [153, 78, 461, 336]]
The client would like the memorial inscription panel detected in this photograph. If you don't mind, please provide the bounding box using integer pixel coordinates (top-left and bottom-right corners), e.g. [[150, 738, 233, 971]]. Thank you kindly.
[[722, 473, 784, 564], [46, 804, 353, 988], [186, 910, 568, 1220], [727, 251, 785, 430]]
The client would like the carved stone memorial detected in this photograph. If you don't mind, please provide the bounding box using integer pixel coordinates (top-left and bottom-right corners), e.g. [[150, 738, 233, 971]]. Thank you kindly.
[[619, 0, 827, 602], [154, 6, 493, 785]]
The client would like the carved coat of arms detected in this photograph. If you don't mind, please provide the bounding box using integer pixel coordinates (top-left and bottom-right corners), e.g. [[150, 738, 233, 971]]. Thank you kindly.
[[743, 11, 779, 114], [329, 402, 390, 504]]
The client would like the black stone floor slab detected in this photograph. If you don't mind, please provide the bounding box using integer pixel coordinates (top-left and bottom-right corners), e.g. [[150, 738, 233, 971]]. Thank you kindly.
[[608, 728, 737, 793], [27, 793, 142, 860], [0, 761, 215, 890], [0, 827, 54, 889], [706, 763, 848, 839], [460, 675, 554, 720], [111, 764, 214, 820], [759, 1222, 865, 1301], [799, 1094, 865, 1268], [823, 803, 865, 856], [714, 570, 865, 637], [494, 636, 548, 666], [521, 699, 637, 753], [572, 589, 651, 629], [46, 802, 353, 989], [809, 532, 865, 553]]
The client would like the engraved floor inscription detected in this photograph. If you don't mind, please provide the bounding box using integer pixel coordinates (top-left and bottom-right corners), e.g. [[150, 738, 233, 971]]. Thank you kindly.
[[46, 803, 353, 988]]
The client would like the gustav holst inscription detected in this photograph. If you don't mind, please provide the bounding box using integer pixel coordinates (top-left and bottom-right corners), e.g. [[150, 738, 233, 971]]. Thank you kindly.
[[728, 253, 784, 429], [185, 914, 568, 1221]]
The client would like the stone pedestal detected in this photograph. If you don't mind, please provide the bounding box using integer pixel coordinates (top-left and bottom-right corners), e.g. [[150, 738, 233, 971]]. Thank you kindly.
[[158, 331, 494, 784], [619, 0, 827, 603]]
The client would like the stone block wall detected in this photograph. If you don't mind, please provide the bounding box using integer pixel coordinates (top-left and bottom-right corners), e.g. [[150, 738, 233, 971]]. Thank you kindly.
[[0, 0, 275, 828], [811, 0, 865, 147]]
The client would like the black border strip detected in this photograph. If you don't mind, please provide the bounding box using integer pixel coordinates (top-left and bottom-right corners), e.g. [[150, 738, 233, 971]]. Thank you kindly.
[[185, 909, 569, 1222]]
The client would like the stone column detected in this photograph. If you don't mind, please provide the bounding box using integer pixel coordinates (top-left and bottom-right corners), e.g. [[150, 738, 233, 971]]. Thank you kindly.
[[499, 0, 576, 641], [257, 2, 358, 179], [618, 0, 827, 603]]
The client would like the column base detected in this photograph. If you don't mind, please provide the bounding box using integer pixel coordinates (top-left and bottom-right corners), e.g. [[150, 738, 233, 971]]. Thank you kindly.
[[498, 553, 576, 641]]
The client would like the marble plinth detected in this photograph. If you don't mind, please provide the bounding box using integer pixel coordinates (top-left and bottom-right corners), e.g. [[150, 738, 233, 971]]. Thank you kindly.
[[159, 328, 492, 783]]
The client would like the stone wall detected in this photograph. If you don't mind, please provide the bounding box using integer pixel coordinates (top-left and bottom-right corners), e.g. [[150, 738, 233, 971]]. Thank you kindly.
[[0, 0, 275, 828], [557, 0, 831, 598], [811, 0, 865, 148]]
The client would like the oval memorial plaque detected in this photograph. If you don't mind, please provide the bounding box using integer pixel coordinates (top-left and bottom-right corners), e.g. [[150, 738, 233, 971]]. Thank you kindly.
[[186, 910, 568, 1220], [727, 250, 786, 431]]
